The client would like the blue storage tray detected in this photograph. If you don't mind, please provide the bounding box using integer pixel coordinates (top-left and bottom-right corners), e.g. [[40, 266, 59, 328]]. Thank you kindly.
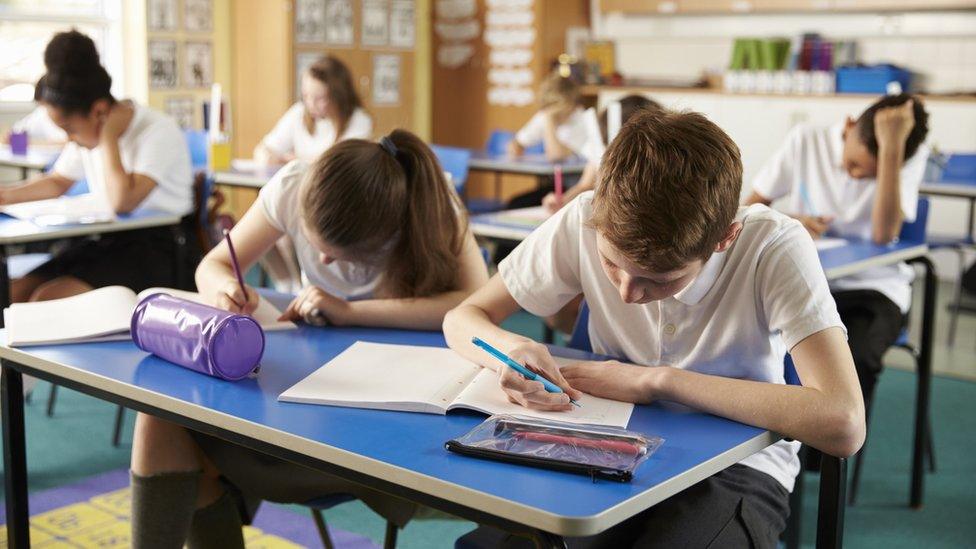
[[835, 64, 912, 94]]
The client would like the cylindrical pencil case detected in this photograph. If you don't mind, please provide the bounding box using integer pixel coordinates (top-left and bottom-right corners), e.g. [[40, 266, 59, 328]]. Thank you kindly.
[[131, 293, 265, 381]]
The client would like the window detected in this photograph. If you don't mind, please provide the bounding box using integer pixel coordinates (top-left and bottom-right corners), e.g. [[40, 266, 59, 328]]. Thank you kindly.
[[0, 0, 122, 106]]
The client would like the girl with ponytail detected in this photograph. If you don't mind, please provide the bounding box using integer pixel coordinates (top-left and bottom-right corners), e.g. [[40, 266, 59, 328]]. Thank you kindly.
[[128, 130, 488, 548], [3, 30, 199, 302]]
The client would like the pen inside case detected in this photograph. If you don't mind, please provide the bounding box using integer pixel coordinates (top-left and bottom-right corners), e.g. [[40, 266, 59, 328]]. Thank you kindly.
[[446, 414, 663, 482]]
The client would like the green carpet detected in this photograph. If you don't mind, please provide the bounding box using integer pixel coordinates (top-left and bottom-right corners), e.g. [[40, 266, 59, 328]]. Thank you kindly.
[[3, 311, 974, 548]]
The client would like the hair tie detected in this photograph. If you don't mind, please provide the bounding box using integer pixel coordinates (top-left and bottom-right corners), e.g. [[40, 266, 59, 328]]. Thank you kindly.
[[379, 135, 398, 158]]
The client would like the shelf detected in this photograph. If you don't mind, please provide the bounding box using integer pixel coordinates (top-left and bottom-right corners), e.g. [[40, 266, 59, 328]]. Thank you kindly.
[[579, 84, 976, 103]]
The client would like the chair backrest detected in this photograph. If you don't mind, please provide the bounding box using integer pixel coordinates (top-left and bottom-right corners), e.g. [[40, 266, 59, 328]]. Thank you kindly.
[[430, 144, 472, 194], [485, 129, 544, 155], [898, 196, 929, 242], [192, 171, 223, 252], [184, 129, 209, 169], [784, 354, 801, 386], [568, 301, 592, 352], [64, 178, 89, 197]]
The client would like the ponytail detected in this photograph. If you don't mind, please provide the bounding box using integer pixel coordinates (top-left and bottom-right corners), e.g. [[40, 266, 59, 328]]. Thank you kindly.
[[301, 130, 466, 298]]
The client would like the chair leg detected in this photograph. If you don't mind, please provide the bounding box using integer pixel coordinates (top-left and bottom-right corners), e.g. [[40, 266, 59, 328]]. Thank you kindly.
[[46, 383, 58, 417], [782, 446, 804, 549], [926, 417, 936, 473], [310, 508, 336, 549], [817, 456, 847, 549], [849, 390, 876, 506], [112, 405, 126, 447], [383, 520, 398, 549]]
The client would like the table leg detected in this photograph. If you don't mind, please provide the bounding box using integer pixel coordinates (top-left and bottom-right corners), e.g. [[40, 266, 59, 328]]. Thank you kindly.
[[0, 246, 9, 325], [967, 197, 975, 244], [19, 167, 28, 180], [2, 364, 30, 549], [908, 256, 936, 509], [494, 172, 502, 202], [816, 456, 847, 549]]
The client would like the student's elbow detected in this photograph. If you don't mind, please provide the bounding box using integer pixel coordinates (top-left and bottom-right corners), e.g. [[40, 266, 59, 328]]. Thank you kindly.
[[871, 227, 900, 246], [822, 406, 866, 458], [108, 196, 137, 215]]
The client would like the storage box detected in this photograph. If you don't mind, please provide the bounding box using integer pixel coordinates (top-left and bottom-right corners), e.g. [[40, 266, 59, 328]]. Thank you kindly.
[[835, 64, 912, 95]]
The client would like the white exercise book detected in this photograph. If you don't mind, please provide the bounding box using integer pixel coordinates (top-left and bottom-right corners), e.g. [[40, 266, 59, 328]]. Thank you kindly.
[[814, 237, 848, 251], [3, 286, 295, 347], [1, 194, 116, 226], [492, 206, 549, 229], [278, 341, 635, 428]]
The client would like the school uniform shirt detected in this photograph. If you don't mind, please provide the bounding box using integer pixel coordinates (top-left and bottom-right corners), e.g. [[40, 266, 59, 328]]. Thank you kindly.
[[751, 123, 929, 313], [499, 193, 846, 492], [51, 102, 193, 217], [261, 103, 373, 163], [259, 160, 382, 300], [515, 107, 588, 156], [12, 106, 66, 142]]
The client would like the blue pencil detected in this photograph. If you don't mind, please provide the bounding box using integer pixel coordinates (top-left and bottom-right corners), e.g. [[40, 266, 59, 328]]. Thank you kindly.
[[472, 337, 582, 407]]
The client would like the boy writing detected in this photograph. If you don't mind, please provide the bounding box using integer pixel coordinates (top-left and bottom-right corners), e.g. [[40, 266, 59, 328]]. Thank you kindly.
[[444, 109, 865, 546]]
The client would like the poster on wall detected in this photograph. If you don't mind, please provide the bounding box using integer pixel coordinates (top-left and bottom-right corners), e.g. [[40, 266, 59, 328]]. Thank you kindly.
[[389, 0, 415, 49], [148, 40, 178, 89], [434, 0, 478, 69], [295, 51, 322, 100], [183, 42, 213, 88], [362, 0, 389, 47], [165, 96, 196, 129], [296, 0, 327, 44], [325, 0, 354, 46], [147, 0, 178, 32], [372, 54, 400, 105], [183, 0, 213, 32]]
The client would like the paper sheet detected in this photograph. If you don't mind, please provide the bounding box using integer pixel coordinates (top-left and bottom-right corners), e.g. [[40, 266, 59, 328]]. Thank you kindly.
[[814, 237, 847, 251], [492, 206, 549, 228], [1, 195, 115, 226]]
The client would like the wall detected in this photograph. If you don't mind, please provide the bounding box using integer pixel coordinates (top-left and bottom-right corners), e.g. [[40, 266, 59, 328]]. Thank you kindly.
[[592, 8, 976, 93]]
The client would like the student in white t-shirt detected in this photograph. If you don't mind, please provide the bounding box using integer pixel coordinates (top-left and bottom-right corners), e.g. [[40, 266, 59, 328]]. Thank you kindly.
[[254, 55, 372, 165], [541, 94, 662, 214], [127, 130, 489, 548], [0, 30, 198, 303], [444, 110, 865, 546], [508, 70, 587, 161], [746, 94, 930, 404]]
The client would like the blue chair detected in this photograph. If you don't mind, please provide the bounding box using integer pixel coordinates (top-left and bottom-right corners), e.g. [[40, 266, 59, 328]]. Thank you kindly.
[[64, 178, 89, 197], [848, 197, 936, 504], [431, 144, 472, 197]]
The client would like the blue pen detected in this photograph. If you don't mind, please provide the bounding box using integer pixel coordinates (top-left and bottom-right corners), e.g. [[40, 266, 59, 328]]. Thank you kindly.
[[471, 337, 581, 407], [799, 182, 817, 217]]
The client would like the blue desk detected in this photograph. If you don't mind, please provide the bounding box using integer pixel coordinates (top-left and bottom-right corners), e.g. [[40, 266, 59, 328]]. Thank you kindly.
[[0, 291, 785, 548], [468, 151, 587, 202], [212, 164, 281, 189], [0, 210, 185, 314]]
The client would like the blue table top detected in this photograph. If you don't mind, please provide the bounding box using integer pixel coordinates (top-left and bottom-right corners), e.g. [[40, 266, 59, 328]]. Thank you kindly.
[[0, 293, 774, 535], [468, 151, 588, 175], [816, 238, 927, 280]]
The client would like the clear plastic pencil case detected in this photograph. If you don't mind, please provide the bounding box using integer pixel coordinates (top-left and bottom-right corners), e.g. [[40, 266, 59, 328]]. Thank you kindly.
[[445, 415, 663, 482]]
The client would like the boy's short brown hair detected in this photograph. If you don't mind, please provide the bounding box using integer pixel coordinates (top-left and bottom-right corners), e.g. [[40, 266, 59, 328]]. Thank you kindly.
[[591, 109, 743, 272]]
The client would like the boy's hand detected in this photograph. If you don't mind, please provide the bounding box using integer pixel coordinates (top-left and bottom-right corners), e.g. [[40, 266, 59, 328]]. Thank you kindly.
[[874, 99, 915, 151], [796, 215, 833, 239], [542, 191, 564, 213], [562, 360, 657, 404], [499, 341, 584, 411], [214, 281, 260, 315], [506, 140, 524, 158], [278, 285, 349, 326]]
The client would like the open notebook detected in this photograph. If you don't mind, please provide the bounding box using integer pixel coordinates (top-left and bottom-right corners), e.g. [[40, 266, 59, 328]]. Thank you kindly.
[[491, 206, 549, 229], [3, 286, 295, 347], [1, 195, 116, 226], [278, 342, 635, 428]]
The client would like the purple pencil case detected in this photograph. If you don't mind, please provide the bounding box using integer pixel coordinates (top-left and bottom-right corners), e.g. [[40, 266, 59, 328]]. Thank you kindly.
[[131, 293, 265, 381]]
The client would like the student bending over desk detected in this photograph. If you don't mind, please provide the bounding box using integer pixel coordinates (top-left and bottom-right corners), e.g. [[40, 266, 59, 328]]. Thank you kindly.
[[444, 110, 866, 548], [129, 130, 488, 549], [1, 30, 199, 302]]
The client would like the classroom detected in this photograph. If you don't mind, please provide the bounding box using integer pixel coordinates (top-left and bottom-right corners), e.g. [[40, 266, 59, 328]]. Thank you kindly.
[[0, 0, 974, 547]]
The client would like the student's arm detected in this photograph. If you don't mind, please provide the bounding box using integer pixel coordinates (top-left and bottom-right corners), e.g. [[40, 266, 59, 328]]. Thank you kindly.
[[195, 204, 285, 313], [254, 105, 299, 166], [253, 142, 294, 166], [870, 100, 916, 244], [745, 189, 832, 239], [540, 106, 576, 162], [444, 274, 585, 411], [562, 327, 865, 457], [281, 231, 490, 330], [98, 102, 157, 214], [0, 174, 74, 205]]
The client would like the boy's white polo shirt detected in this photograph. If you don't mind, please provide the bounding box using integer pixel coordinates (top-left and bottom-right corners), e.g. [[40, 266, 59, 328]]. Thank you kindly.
[[751, 123, 929, 313], [498, 193, 846, 492]]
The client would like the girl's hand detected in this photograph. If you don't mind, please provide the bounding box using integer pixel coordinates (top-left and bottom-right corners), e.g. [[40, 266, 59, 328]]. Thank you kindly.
[[100, 101, 135, 143], [795, 215, 833, 239], [561, 360, 659, 404], [874, 99, 916, 151], [542, 191, 563, 213], [278, 286, 350, 326], [497, 340, 583, 411], [213, 280, 260, 315]]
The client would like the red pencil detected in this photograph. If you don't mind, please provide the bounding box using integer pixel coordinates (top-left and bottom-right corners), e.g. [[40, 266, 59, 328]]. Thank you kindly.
[[223, 229, 247, 300], [515, 431, 641, 455]]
